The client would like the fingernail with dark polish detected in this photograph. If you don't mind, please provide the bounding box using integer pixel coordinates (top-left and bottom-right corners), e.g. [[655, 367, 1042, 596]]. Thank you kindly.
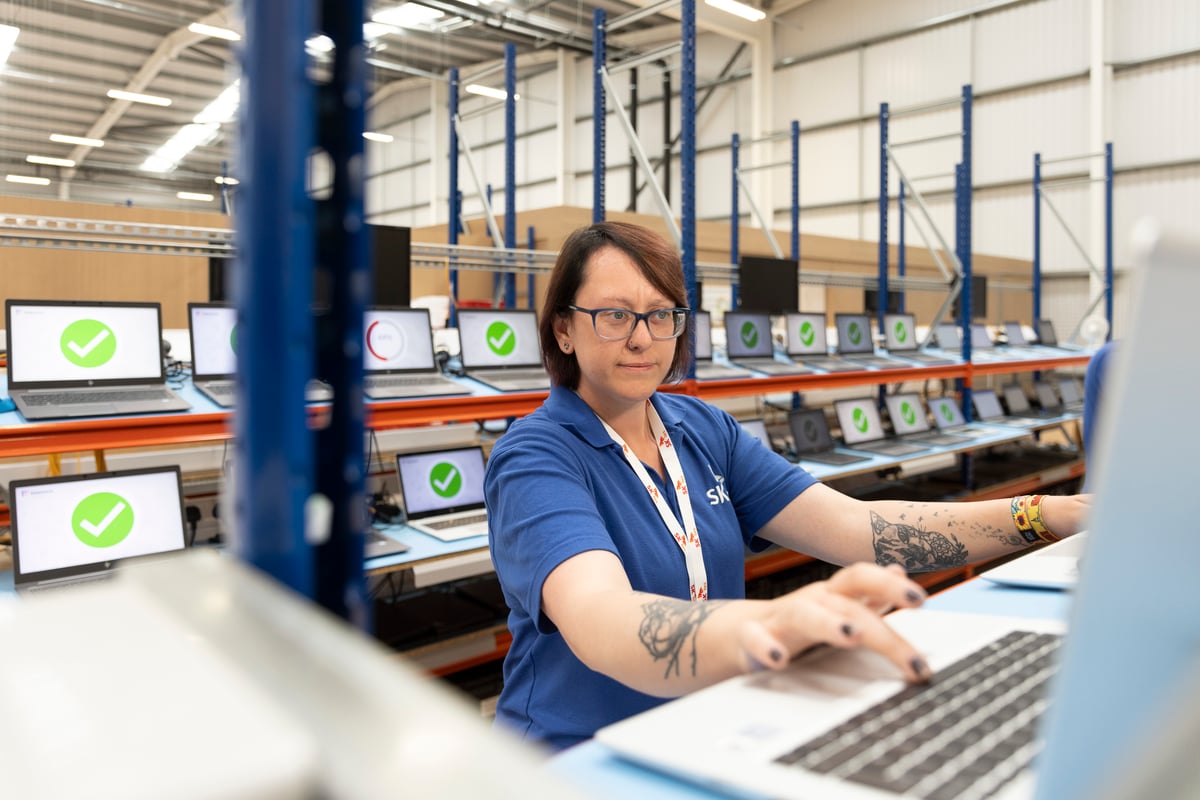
[[910, 657, 930, 679], [769, 648, 785, 664], [906, 589, 925, 604], [841, 623, 855, 638]]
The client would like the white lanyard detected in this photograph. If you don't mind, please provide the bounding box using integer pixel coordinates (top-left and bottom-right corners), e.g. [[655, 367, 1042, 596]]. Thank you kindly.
[[599, 401, 708, 601]]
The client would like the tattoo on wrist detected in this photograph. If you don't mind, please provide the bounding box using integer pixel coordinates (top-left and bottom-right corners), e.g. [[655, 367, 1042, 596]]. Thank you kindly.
[[871, 510, 969, 571], [637, 597, 723, 679]]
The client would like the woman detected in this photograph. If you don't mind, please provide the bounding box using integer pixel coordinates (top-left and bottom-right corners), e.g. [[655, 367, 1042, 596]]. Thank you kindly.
[[484, 221, 1089, 751]]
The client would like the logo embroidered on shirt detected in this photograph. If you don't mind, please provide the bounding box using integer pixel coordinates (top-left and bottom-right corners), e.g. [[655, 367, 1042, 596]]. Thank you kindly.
[[705, 464, 730, 505]]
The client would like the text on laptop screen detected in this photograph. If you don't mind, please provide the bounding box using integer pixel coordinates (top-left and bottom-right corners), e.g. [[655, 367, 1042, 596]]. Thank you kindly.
[[693, 311, 713, 360], [190, 304, 238, 378], [834, 314, 874, 354], [928, 396, 967, 428], [784, 313, 827, 355], [12, 469, 186, 579], [363, 309, 436, 372], [834, 398, 887, 445], [724, 312, 774, 358], [457, 310, 542, 369], [883, 313, 918, 351], [884, 393, 932, 434], [396, 447, 487, 518], [7, 302, 164, 385], [973, 389, 1006, 419]]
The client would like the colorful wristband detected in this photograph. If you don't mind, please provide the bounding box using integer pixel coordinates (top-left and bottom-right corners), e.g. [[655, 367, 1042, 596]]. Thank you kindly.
[[1011, 494, 1061, 544]]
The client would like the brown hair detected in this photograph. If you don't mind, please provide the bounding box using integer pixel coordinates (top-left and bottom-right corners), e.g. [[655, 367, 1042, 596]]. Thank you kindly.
[[540, 221, 692, 389]]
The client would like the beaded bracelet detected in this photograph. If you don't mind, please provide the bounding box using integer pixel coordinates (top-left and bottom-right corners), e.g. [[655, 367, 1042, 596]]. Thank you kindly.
[[1011, 494, 1061, 544]]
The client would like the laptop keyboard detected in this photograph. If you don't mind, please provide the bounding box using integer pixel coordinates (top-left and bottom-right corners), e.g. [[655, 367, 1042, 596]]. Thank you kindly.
[[424, 512, 488, 530], [776, 630, 1062, 800], [367, 375, 448, 388], [22, 388, 175, 406]]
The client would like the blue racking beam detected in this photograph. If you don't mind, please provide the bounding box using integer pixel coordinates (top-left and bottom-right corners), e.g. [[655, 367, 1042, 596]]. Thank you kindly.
[[504, 43, 517, 308], [593, 9, 607, 224], [449, 67, 461, 328]]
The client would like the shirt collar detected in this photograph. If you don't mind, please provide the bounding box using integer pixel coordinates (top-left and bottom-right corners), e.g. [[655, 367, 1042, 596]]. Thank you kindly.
[[543, 385, 685, 449]]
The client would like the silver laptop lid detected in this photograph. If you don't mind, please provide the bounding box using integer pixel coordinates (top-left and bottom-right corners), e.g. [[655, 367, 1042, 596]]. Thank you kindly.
[[1003, 321, 1028, 346], [1002, 384, 1032, 413], [363, 307, 438, 374], [693, 310, 713, 361], [882, 313, 920, 352], [6, 299, 167, 390], [784, 312, 828, 356], [970, 324, 994, 349], [833, 397, 888, 445], [738, 418, 771, 448], [457, 309, 542, 370], [724, 311, 774, 358], [884, 393, 932, 434], [1058, 377, 1082, 405], [933, 322, 961, 350], [10, 466, 187, 588], [928, 396, 967, 429], [188, 302, 237, 381], [395, 445, 487, 522], [972, 388, 1006, 420], [1034, 381, 1061, 409]]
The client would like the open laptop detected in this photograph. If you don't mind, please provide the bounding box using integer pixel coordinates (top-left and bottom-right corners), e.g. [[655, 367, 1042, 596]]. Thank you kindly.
[[972, 387, 1040, 428], [1034, 318, 1083, 352], [1032, 381, 1064, 415], [926, 395, 995, 441], [9, 465, 188, 594], [456, 309, 551, 392], [6, 299, 191, 420], [882, 392, 974, 447], [362, 307, 470, 400], [188, 302, 333, 407], [596, 224, 1200, 800], [970, 323, 1008, 361], [691, 310, 752, 380], [1002, 321, 1045, 357], [834, 313, 910, 370], [981, 533, 1087, 590], [395, 445, 489, 541], [784, 312, 862, 373], [786, 407, 872, 466], [931, 321, 962, 352], [724, 311, 812, 376], [738, 418, 773, 449], [1056, 377, 1084, 412], [1002, 384, 1061, 419], [833, 397, 933, 457], [882, 313, 958, 366]]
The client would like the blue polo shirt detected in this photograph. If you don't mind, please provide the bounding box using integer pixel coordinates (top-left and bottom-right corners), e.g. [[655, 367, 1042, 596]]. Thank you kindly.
[[485, 387, 817, 750]]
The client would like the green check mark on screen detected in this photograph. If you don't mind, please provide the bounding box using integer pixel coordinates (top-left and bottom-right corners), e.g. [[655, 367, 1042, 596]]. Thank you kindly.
[[940, 403, 956, 422], [894, 321, 908, 343], [900, 401, 917, 426], [799, 322, 815, 347], [429, 462, 462, 498], [848, 322, 863, 346], [72, 492, 134, 548], [740, 321, 759, 348], [852, 407, 870, 433], [486, 321, 516, 356], [61, 319, 117, 368]]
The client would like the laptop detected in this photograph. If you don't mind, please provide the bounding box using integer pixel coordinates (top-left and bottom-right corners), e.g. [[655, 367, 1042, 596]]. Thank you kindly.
[[362, 307, 471, 400], [456, 309, 552, 392], [834, 313, 910, 370], [972, 387, 1040, 428], [1002, 384, 1060, 419], [1056, 377, 1084, 412], [9, 465, 188, 594], [738, 418, 773, 449], [395, 445, 489, 541], [691, 310, 752, 380], [882, 392, 974, 447], [784, 312, 862, 373], [932, 321, 962, 351], [786, 407, 872, 466], [926, 396, 994, 441], [1034, 318, 1083, 351], [1032, 381, 1064, 415], [970, 323, 1008, 361], [724, 311, 813, 376], [5, 299, 191, 420], [981, 533, 1087, 590], [595, 225, 1200, 800], [188, 302, 333, 407], [882, 313, 958, 365], [833, 397, 933, 457], [1001, 321, 1045, 356]]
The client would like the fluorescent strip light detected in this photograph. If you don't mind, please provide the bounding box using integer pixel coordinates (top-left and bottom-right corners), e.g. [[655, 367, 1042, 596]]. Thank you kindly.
[[108, 89, 173, 107], [704, 0, 766, 21], [7, 175, 51, 186], [27, 155, 76, 167], [363, 131, 394, 143], [187, 22, 241, 41], [193, 82, 240, 125], [141, 123, 219, 173], [214, 176, 239, 185], [464, 83, 519, 101], [50, 134, 104, 147], [0, 24, 19, 67], [177, 191, 214, 202], [372, 4, 444, 28]]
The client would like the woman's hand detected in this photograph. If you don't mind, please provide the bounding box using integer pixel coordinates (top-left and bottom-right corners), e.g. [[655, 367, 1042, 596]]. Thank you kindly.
[[735, 563, 930, 682], [1042, 494, 1092, 539]]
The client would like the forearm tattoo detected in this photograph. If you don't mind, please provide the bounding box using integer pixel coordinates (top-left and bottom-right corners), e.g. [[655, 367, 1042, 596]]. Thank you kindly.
[[870, 509, 969, 571], [637, 597, 725, 679]]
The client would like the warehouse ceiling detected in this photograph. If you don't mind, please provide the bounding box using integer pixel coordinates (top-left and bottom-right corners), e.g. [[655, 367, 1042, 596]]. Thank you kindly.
[[0, 0, 792, 209]]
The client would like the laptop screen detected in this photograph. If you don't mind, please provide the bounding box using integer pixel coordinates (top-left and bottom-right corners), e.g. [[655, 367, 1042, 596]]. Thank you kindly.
[[834, 314, 873, 354], [188, 303, 237, 380], [10, 466, 187, 586], [1034, 381, 1061, 409], [833, 398, 887, 445], [1002, 384, 1032, 413], [1058, 378, 1082, 405], [1004, 321, 1028, 347], [933, 323, 961, 350], [363, 308, 437, 373], [395, 446, 487, 521], [738, 419, 771, 448], [6, 300, 166, 388], [970, 324, 994, 349], [1035, 318, 1059, 346], [972, 389, 1007, 420], [928, 396, 967, 428], [784, 313, 827, 356], [883, 313, 919, 352], [693, 311, 713, 361], [884, 393, 932, 434], [457, 310, 542, 370], [723, 311, 774, 358], [788, 408, 837, 454]]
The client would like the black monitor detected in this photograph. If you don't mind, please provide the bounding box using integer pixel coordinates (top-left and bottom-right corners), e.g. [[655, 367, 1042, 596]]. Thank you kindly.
[[736, 255, 799, 315], [864, 289, 902, 314], [952, 273, 988, 320], [370, 224, 412, 307]]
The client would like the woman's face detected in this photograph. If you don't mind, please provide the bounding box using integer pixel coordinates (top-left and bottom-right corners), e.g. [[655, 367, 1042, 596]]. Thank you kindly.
[[557, 245, 678, 417]]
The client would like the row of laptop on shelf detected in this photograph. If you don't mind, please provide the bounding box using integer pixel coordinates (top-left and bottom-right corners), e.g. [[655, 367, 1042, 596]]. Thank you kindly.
[[695, 310, 1081, 381], [739, 380, 1083, 467]]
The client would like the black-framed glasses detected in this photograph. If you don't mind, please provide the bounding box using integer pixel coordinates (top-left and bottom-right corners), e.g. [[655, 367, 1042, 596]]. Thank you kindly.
[[567, 305, 690, 341]]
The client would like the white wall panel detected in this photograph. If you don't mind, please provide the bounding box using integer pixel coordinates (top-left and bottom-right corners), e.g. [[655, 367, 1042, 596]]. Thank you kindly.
[[793, 127, 861, 206], [1112, 165, 1200, 266], [973, 81, 1090, 184], [1032, 182, 1094, 273], [1112, 56, 1200, 165], [973, 187, 1036, 263], [885, 107, 964, 197], [862, 21, 971, 112], [795, 207, 863, 239], [773, 50, 860, 129], [974, 0, 1089, 91], [1109, 0, 1200, 63]]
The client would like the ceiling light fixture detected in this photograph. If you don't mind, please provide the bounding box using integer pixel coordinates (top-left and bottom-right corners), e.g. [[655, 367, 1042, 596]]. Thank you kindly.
[[50, 133, 104, 147], [177, 191, 214, 202], [27, 155, 76, 168], [0, 24, 19, 67], [464, 83, 519, 101], [704, 0, 766, 21], [107, 89, 173, 107], [7, 175, 51, 186], [142, 123, 219, 173], [363, 131, 394, 143], [193, 82, 240, 125], [187, 22, 241, 41], [214, 176, 239, 185], [372, 3, 445, 29]]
